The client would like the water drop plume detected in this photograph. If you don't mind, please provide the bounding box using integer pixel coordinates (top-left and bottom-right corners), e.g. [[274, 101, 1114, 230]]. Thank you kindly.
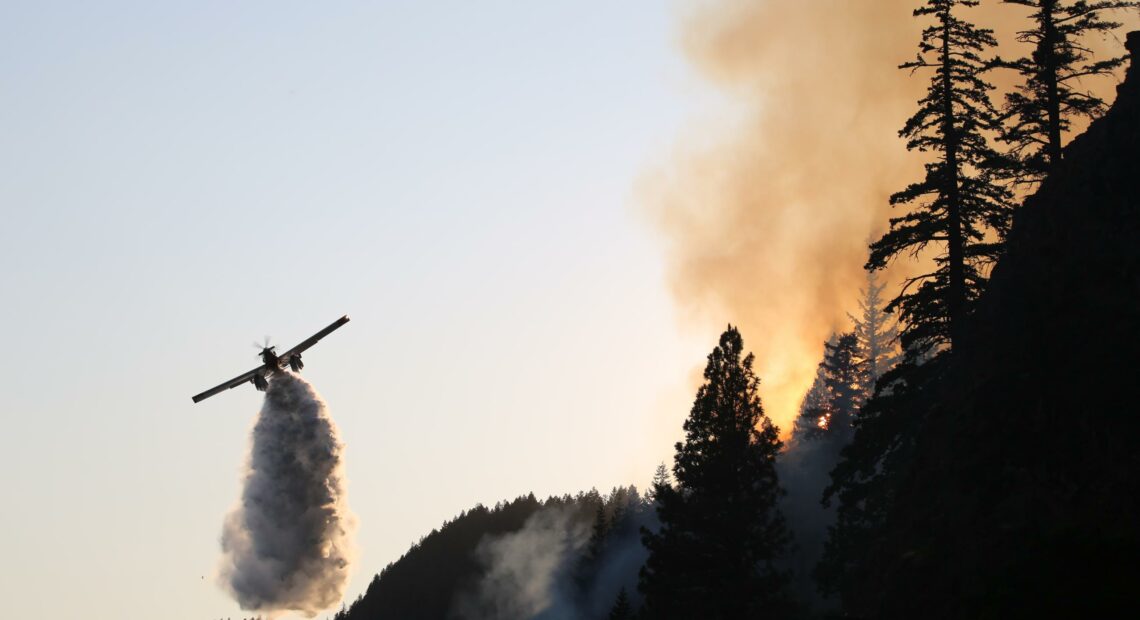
[[218, 372, 356, 617]]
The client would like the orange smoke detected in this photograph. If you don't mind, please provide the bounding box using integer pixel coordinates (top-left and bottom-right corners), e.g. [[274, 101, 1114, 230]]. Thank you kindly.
[[642, 1, 1136, 433]]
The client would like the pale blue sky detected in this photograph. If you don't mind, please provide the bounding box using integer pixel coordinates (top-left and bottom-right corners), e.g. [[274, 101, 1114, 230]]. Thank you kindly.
[[0, 2, 717, 618]]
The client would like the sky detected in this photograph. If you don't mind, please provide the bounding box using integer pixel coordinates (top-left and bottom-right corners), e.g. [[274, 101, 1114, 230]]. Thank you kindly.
[[4, 1, 1135, 618], [0, 1, 717, 618]]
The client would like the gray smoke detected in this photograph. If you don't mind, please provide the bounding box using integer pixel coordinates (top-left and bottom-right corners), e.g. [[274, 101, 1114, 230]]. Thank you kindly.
[[218, 372, 356, 617], [776, 434, 844, 613], [451, 498, 654, 620], [576, 513, 652, 618], [451, 507, 588, 620]]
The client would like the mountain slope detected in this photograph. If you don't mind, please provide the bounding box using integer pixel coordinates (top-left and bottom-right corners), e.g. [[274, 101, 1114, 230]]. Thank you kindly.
[[865, 30, 1140, 618]]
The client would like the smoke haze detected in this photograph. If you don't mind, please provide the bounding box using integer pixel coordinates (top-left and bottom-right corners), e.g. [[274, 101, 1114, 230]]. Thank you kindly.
[[218, 372, 356, 617], [451, 507, 588, 620], [450, 500, 652, 620], [777, 433, 844, 612], [643, 0, 1137, 431]]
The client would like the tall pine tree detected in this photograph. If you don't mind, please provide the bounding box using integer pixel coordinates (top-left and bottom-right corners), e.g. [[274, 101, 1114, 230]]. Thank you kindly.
[[791, 332, 866, 445], [608, 588, 633, 620], [639, 326, 791, 619], [848, 270, 900, 391], [997, 0, 1137, 182], [868, 0, 1013, 356], [820, 333, 863, 442], [647, 463, 671, 503], [792, 335, 836, 441]]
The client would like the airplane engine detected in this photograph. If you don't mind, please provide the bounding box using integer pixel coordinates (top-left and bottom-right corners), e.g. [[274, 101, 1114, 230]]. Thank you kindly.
[[289, 355, 304, 372]]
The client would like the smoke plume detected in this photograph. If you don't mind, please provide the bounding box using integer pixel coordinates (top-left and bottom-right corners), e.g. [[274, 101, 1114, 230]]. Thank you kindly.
[[643, 0, 1137, 431], [576, 523, 650, 618], [218, 372, 356, 617], [776, 433, 844, 612], [450, 500, 652, 620], [451, 507, 588, 620]]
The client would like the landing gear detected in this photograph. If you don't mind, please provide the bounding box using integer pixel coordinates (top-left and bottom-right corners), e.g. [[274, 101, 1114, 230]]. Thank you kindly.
[[253, 374, 269, 391], [289, 354, 304, 372]]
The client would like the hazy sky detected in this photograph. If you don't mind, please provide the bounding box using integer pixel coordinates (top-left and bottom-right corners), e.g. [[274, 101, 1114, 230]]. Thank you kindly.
[[0, 1, 722, 618]]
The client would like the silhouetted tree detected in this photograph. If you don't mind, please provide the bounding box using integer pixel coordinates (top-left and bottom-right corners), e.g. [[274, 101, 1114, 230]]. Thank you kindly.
[[781, 333, 866, 615], [575, 503, 609, 589], [333, 486, 655, 620], [331, 495, 547, 620], [639, 326, 791, 619], [868, 0, 1013, 356], [608, 588, 634, 620], [823, 35, 1140, 614], [821, 333, 863, 442], [848, 270, 900, 390], [996, 0, 1137, 182], [646, 463, 670, 504], [815, 356, 946, 613], [605, 486, 641, 539], [792, 332, 866, 444], [792, 336, 836, 441]]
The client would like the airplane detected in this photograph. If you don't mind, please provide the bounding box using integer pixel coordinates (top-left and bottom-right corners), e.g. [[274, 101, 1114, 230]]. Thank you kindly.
[[191, 315, 350, 403]]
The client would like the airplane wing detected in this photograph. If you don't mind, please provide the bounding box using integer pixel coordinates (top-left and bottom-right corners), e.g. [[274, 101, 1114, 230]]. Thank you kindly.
[[277, 315, 351, 361], [191, 367, 264, 403]]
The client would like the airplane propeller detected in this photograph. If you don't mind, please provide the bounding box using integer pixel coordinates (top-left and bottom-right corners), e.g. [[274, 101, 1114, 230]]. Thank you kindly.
[[253, 336, 274, 354]]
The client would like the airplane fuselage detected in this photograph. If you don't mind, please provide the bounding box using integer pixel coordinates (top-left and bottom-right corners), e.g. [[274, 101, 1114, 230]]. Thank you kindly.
[[260, 348, 280, 369], [191, 315, 349, 403]]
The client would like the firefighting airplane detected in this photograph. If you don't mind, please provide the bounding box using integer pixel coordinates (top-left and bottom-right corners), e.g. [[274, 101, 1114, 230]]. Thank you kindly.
[[191, 315, 350, 403]]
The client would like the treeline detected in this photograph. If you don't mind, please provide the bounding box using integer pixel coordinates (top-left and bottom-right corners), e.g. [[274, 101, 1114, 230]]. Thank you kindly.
[[332, 488, 653, 620]]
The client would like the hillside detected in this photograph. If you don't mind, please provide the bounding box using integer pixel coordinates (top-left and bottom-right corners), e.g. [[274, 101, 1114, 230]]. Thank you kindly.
[[845, 30, 1140, 618], [334, 488, 649, 620]]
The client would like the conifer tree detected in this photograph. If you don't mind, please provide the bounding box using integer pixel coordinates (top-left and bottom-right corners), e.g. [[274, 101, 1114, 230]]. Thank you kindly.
[[792, 334, 840, 441], [821, 333, 863, 442], [793, 332, 867, 443], [646, 463, 671, 504], [868, 0, 1013, 356], [997, 0, 1138, 182], [605, 486, 641, 538], [639, 326, 791, 619], [816, 353, 948, 613], [792, 358, 832, 441], [586, 504, 608, 562], [608, 588, 634, 620], [574, 502, 610, 593], [848, 270, 900, 390]]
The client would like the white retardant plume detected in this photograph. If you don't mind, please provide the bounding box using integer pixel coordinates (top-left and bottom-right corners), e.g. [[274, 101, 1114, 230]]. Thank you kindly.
[[218, 372, 356, 617]]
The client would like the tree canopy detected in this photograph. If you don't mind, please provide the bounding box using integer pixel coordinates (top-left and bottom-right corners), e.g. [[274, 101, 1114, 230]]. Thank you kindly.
[[868, 0, 1013, 355], [639, 326, 791, 619], [997, 0, 1138, 183]]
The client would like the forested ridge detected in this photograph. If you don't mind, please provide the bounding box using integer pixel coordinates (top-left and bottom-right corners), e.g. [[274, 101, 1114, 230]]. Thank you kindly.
[[334, 489, 652, 619], [333, 7, 1140, 619], [845, 28, 1140, 615]]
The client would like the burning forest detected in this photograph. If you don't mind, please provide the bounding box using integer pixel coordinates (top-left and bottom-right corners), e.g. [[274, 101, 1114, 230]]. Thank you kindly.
[[329, 2, 1140, 619], [8, 1, 1138, 619]]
